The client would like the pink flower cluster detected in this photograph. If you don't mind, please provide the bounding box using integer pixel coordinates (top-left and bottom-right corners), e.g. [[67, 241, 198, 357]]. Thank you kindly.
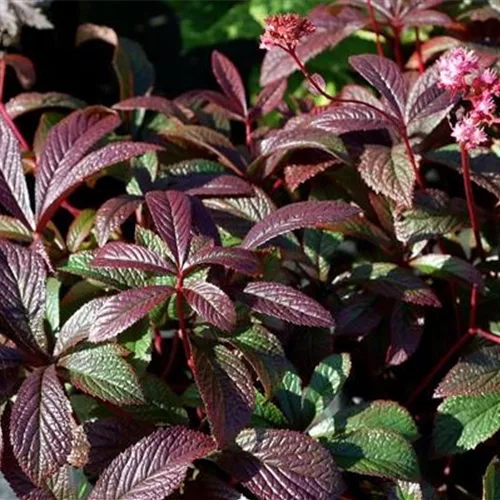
[[260, 14, 316, 51], [437, 47, 500, 150]]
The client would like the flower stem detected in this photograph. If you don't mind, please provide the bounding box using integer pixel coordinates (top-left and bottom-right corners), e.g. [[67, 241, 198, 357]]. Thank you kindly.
[[245, 118, 253, 149], [366, 0, 384, 58], [460, 145, 485, 260], [287, 48, 425, 189], [161, 331, 179, 379], [392, 26, 404, 69]]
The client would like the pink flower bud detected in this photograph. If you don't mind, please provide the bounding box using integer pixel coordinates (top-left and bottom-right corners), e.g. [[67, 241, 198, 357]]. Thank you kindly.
[[260, 14, 316, 51]]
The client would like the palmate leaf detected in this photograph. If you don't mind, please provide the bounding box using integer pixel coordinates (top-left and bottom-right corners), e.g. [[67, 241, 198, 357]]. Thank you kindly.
[[229, 324, 287, 398], [0, 240, 48, 354], [433, 392, 500, 456], [242, 281, 334, 327], [219, 428, 344, 500], [94, 194, 143, 247], [92, 242, 176, 275], [0, 114, 35, 229], [191, 342, 254, 447], [241, 200, 360, 250], [183, 280, 236, 332], [145, 190, 192, 268], [10, 365, 73, 485], [89, 285, 174, 342], [349, 55, 406, 121], [58, 344, 145, 405], [89, 427, 216, 500], [211, 51, 247, 119], [358, 144, 416, 207]]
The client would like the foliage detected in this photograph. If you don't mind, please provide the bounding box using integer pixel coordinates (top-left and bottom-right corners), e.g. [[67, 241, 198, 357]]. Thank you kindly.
[[1, 1, 500, 498]]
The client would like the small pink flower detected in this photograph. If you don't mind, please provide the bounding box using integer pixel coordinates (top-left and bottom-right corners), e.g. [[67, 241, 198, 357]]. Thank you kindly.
[[260, 14, 316, 51], [451, 115, 488, 150], [437, 47, 479, 94], [471, 94, 496, 123]]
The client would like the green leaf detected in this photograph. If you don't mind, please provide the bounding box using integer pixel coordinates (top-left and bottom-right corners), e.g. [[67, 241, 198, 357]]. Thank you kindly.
[[59, 344, 145, 405], [0, 215, 32, 242], [124, 373, 188, 425], [127, 151, 158, 195], [433, 392, 500, 456], [410, 254, 484, 292], [60, 251, 148, 290], [45, 277, 61, 334], [275, 366, 304, 429], [135, 226, 175, 263], [358, 144, 416, 207], [311, 400, 419, 441], [66, 209, 96, 253], [119, 319, 152, 374], [303, 354, 351, 423], [323, 428, 420, 481], [483, 456, 500, 500], [435, 345, 500, 398], [385, 480, 435, 500], [303, 229, 342, 282], [251, 389, 287, 428], [350, 262, 440, 307], [229, 323, 286, 397]]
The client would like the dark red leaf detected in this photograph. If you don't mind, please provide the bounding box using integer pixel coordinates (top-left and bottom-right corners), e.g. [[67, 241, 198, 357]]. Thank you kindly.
[[4, 54, 36, 89], [250, 79, 287, 121], [5, 92, 86, 119], [358, 144, 416, 207], [173, 174, 254, 198], [84, 418, 152, 476], [386, 302, 425, 366], [89, 427, 216, 500], [10, 366, 73, 485], [113, 95, 184, 118], [89, 285, 174, 342], [0, 114, 35, 229], [37, 140, 160, 231], [95, 194, 143, 247], [145, 190, 192, 268], [92, 242, 176, 275], [242, 281, 334, 327], [0, 345, 24, 368], [211, 51, 247, 118], [35, 107, 119, 217], [0, 241, 48, 354], [191, 342, 254, 447], [335, 293, 383, 336], [349, 55, 406, 121], [184, 244, 260, 276], [404, 9, 453, 27], [54, 297, 108, 356], [241, 200, 360, 249], [195, 90, 246, 121], [284, 160, 337, 192], [183, 280, 236, 332], [219, 428, 344, 500]]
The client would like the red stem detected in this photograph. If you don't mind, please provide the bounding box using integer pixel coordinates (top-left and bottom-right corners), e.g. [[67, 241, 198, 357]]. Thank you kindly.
[[176, 275, 195, 373], [474, 328, 500, 344], [245, 118, 252, 149], [61, 200, 81, 218], [407, 285, 480, 405], [414, 27, 425, 75], [366, 0, 384, 57], [392, 26, 404, 69], [286, 49, 425, 189], [0, 60, 29, 152], [460, 145, 485, 260]]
